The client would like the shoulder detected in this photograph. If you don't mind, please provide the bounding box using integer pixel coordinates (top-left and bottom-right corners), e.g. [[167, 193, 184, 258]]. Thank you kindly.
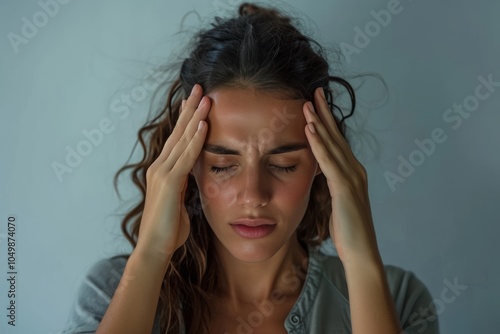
[[61, 254, 130, 333], [308, 247, 439, 333], [77, 253, 130, 296], [84, 254, 130, 289], [310, 247, 430, 300], [76, 254, 130, 301]]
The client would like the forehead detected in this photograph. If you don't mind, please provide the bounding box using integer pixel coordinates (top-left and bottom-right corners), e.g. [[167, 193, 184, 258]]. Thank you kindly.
[[205, 87, 308, 149]]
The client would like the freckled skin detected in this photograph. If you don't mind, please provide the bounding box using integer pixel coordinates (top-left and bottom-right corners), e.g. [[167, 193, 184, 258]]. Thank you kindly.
[[191, 87, 321, 263]]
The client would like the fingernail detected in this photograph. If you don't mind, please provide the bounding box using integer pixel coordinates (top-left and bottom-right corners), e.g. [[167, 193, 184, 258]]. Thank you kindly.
[[308, 101, 315, 113], [198, 120, 204, 130], [181, 99, 186, 110], [319, 88, 325, 99], [307, 123, 316, 133], [198, 96, 207, 108], [191, 84, 198, 95]]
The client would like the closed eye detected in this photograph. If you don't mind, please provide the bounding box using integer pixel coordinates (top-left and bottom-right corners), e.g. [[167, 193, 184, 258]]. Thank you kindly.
[[209, 165, 297, 174], [272, 165, 297, 173], [209, 166, 234, 174]]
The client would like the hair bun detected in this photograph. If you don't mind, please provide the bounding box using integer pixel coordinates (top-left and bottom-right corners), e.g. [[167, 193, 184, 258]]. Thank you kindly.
[[238, 3, 259, 16], [238, 2, 291, 25]]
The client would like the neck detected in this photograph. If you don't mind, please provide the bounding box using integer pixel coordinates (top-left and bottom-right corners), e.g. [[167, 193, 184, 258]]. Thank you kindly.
[[212, 234, 309, 307]]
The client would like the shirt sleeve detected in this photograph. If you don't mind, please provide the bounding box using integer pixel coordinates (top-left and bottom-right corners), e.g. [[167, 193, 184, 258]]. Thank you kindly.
[[61, 256, 127, 334], [385, 265, 440, 334]]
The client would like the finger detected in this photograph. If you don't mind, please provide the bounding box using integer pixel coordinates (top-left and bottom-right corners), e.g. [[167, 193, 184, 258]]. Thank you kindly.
[[157, 84, 203, 162], [314, 88, 367, 181], [170, 119, 207, 181], [303, 102, 349, 174], [162, 96, 211, 173], [305, 101, 369, 194], [304, 119, 346, 186], [313, 87, 352, 155], [306, 121, 366, 201]]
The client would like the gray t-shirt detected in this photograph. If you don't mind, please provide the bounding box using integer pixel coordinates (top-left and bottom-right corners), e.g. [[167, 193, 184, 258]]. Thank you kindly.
[[62, 245, 439, 333]]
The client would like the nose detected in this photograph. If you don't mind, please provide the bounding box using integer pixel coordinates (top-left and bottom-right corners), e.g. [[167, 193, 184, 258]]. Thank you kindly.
[[236, 163, 271, 208]]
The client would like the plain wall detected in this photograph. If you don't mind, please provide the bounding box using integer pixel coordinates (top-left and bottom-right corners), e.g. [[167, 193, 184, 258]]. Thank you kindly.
[[1, 0, 498, 333]]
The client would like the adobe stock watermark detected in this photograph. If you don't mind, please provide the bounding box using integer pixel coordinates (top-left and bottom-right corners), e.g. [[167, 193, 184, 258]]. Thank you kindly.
[[51, 67, 168, 183], [385, 73, 499, 192], [409, 276, 467, 333], [7, 0, 73, 54], [340, 0, 410, 64]]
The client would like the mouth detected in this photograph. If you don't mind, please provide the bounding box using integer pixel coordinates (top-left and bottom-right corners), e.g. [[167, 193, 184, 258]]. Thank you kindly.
[[229, 218, 277, 239]]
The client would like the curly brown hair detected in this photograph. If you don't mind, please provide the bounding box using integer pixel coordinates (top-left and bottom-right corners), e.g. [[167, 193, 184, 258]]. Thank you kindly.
[[113, 2, 356, 333]]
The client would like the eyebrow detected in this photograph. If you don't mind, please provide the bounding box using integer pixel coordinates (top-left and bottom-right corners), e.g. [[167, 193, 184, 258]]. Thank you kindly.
[[203, 143, 309, 155]]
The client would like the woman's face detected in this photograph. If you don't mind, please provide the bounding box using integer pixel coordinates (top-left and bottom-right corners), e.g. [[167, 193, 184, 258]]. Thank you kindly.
[[191, 87, 320, 262]]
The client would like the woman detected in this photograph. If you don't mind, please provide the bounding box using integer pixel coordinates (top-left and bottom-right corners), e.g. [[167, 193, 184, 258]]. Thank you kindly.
[[62, 3, 438, 334]]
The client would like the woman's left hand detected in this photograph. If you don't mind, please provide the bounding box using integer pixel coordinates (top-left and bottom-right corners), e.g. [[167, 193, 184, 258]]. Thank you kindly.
[[303, 87, 381, 266]]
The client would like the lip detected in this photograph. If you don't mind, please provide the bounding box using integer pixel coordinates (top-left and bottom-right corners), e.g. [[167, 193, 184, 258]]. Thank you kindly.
[[230, 218, 276, 227], [230, 224, 276, 239], [229, 218, 277, 239]]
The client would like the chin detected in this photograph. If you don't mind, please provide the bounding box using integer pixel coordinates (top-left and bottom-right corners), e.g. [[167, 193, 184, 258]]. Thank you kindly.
[[220, 238, 285, 263]]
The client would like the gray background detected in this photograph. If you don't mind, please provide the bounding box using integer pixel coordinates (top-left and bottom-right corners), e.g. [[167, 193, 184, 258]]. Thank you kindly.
[[1, 0, 499, 333]]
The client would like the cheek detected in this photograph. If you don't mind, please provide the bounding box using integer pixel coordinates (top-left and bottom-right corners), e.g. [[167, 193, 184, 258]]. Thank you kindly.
[[277, 176, 314, 208], [193, 169, 236, 216], [277, 160, 318, 211]]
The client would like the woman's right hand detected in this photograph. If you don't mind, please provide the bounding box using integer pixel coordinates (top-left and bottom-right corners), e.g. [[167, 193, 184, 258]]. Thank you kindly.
[[134, 83, 210, 264]]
